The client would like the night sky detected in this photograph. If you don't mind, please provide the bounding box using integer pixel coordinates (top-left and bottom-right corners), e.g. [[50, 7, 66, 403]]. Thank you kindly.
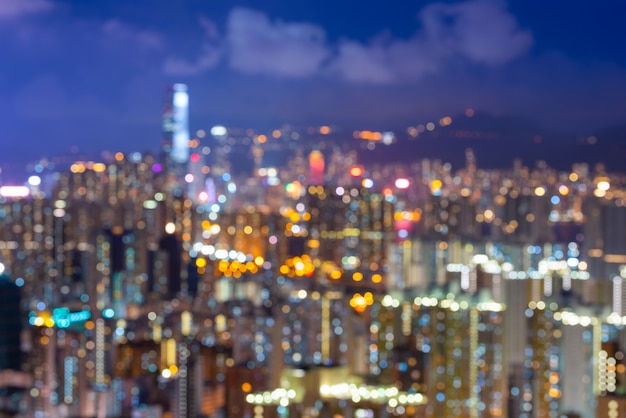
[[1, 0, 626, 180]]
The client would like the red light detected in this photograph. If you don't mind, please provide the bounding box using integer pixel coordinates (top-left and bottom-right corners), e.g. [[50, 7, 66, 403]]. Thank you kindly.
[[382, 187, 393, 197], [190, 153, 200, 163], [350, 166, 364, 177]]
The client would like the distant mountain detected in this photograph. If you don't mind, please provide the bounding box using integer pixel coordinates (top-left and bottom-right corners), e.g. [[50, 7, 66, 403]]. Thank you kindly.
[[354, 112, 626, 172], [589, 124, 626, 170]]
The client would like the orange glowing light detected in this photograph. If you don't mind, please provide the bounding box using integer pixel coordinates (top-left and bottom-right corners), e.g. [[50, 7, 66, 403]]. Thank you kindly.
[[319, 125, 330, 135], [330, 270, 342, 280], [548, 388, 561, 398], [358, 130, 382, 141], [439, 116, 452, 126], [115, 152, 124, 162], [349, 166, 364, 177]]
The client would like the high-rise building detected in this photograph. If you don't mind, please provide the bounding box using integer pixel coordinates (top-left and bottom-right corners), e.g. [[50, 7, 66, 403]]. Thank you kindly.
[[306, 186, 393, 287], [0, 272, 28, 416], [308, 150, 325, 186], [0, 274, 23, 371], [162, 83, 190, 167]]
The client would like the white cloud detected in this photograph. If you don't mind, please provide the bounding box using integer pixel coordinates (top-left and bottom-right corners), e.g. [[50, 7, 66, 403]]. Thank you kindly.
[[102, 19, 162, 49], [420, 0, 533, 65], [332, 36, 444, 84], [333, 0, 531, 84], [332, 41, 395, 84], [226, 8, 329, 78], [166, 8, 330, 78], [0, 0, 53, 20], [160, 1, 531, 83]]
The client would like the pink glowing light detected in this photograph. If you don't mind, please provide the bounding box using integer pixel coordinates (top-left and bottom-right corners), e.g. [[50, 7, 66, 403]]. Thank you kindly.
[[0, 186, 30, 198]]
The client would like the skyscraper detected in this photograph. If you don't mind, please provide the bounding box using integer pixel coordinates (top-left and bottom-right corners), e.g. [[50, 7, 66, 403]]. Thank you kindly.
[[0, 273, 22, 371], [162, 83, 190, 167], [0, 272, 27, 416]]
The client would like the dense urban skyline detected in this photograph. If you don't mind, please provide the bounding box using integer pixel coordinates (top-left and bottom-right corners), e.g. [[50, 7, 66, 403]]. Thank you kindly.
[[2, 115, 626, 417], [2, 0, 626, 409], [2, 0, 626, 175]]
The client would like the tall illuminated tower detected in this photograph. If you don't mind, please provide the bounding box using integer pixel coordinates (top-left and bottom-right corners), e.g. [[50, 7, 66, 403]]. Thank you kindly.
[[162, 84, 190, 167], [308, 150, 325, 186]]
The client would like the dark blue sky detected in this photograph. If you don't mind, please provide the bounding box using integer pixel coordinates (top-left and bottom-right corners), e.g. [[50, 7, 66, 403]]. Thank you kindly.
[[1, 0, 626, 179]]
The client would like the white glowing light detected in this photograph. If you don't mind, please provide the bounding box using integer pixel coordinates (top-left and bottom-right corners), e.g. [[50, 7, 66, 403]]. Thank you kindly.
[[210, 125, 227, 137], [28, 176, 41, 186], [173, 91, 188, 108], [362, 178, 374, 189], [395, 178, 410, 189], [597, 180, 610, 191]]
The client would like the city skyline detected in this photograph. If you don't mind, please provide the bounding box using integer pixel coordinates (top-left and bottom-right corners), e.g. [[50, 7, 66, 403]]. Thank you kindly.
[[1, 128, 626, 417], [2, 0, 626, 175], [4, 2, 626, 417], [2, 75, 626, 416]]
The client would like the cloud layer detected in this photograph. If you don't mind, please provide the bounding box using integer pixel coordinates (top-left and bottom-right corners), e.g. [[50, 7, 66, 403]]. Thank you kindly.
[[227, 8, 329, 78], [164, 0, 532, 83], [0, 0, 53, 20]]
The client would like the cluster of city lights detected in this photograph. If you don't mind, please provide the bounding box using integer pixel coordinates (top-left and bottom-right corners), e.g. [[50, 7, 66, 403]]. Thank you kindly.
[[319, 383, 426, 406], [28, 308, 97, 328], [411, 296, 506, 313], [279, 255, 315, 278], [554, 310, 598, 327], [349, 292, 375, 313], [245, 388, 298, 406], [8, 77, 626, 418], [216, 258, 263, 278]]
